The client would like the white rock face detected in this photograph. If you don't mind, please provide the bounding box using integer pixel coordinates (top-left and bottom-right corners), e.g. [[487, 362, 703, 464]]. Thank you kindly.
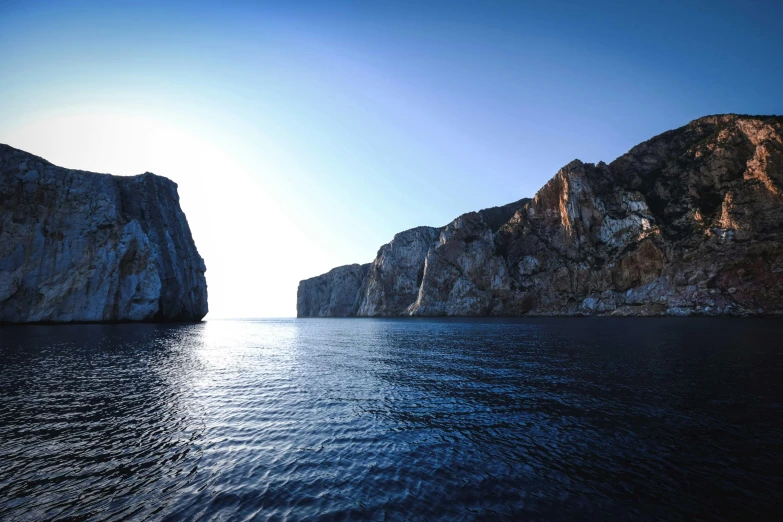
[[0, 144, 208, 323]]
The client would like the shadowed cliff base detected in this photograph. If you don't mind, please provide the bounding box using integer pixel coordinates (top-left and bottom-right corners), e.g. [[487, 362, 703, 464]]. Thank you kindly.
[[298, 114, 783, 317], [0, 144, 208, 323]]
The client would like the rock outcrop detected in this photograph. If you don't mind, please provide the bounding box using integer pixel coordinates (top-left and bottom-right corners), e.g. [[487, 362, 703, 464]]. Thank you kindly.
[[297, 200, 527, 317], [0, 144, 208, 323], [357, 226, 440, 316], [297, 263, 369, 318], [298, 114, 783, 317]]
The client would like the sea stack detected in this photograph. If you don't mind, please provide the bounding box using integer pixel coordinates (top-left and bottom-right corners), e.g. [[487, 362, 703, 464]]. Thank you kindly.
[[0, 144, 208, 323], [298, 114, 783, 317]]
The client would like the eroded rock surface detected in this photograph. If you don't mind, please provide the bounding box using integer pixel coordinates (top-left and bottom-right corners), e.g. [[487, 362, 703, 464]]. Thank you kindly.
[[297, 200, 527, 317], [298, 114, 783, 316], [0, 144, 208, 322], [357, 226, 440, 316], [297, 264, 370, 317]]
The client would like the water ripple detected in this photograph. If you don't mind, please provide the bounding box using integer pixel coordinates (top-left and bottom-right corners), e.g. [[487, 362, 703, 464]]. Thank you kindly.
[[1, 318, 782, 520]]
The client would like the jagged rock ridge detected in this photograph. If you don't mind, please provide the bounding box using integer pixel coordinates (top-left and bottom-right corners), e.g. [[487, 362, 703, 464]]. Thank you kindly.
[[298, 114, 783, 317], [0, 144, 208, 323]]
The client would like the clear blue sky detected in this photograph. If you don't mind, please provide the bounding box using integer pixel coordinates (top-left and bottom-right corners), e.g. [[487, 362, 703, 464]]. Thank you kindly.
[[1, 0, 781, 317]]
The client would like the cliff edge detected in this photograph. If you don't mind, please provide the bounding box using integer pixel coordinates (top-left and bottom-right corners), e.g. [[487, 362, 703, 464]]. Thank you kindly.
[[0, 144, 208, 323], [298, 114, 783, 316]]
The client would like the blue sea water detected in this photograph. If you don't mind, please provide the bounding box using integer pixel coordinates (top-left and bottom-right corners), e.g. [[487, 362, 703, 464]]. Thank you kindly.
[[1, 318, 781, 520]]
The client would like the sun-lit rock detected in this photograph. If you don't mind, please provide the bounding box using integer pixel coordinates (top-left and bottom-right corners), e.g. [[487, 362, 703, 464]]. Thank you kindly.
[[298, 114, 783, 317]]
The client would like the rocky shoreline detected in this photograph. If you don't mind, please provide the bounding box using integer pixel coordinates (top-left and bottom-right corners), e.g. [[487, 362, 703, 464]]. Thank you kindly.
[[298, 114, 783, 317]]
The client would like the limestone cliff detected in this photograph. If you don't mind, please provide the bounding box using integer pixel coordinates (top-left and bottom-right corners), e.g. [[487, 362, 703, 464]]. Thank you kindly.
[[298, 114, 783, 317], [297, 200, 527, 317], [297, 264, 370, 317], [357, 226, 440, 316], [0, 144, 208, 323]]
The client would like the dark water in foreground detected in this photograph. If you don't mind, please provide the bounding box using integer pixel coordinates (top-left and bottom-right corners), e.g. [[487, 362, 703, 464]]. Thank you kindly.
[[1, 318, 782, 521]]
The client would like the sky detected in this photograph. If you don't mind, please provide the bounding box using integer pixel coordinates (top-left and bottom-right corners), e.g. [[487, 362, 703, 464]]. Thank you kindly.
[[1, 0, 782, 318]]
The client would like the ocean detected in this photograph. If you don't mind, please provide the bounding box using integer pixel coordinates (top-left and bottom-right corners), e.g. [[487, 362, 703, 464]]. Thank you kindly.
[[1, 318, 781, 520]]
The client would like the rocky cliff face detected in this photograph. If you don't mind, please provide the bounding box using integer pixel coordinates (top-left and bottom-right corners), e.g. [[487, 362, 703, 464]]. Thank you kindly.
[[298, 114, 783, 317], [297, 263, 369, 317], [0, 144, 208, 323], [297, 200, 527, 317], [357, 226, 440, 316]]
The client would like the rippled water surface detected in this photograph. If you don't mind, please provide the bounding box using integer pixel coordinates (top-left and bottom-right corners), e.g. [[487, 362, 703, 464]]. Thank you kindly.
[[1, 318, 782, 520]]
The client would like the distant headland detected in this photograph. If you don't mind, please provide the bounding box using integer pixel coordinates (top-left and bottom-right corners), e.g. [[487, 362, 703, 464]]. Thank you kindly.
[[298, 114, 783, 317]]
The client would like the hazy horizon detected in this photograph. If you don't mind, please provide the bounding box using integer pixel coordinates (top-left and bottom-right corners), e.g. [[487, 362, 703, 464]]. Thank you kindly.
[[2, 0, 782, 318]]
